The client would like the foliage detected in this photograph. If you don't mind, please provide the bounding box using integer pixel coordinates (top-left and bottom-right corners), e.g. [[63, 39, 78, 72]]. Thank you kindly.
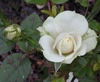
[[77, 0, 88, 7], [24, 0, 68, 5], [0, 53, 31, 82], [0, 0, 100, 82]]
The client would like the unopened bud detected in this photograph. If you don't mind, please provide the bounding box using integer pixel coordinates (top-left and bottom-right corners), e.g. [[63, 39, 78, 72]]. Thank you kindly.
[[3, 24, 21, 40]]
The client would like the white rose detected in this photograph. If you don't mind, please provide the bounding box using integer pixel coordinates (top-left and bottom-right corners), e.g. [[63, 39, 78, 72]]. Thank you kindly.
[[3, 24, 21, 40], [37, 11, 97, 64]]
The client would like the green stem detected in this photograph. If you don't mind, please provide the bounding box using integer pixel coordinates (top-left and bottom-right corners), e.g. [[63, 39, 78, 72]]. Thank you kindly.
[[85, 7, 89, 17]]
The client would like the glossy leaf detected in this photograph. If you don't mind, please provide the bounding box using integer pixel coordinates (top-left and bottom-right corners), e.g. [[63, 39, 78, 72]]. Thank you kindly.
[[0, 53, 31, 82]]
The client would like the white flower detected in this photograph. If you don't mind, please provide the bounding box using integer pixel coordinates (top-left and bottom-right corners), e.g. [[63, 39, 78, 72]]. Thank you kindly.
[[37, 11, 97, 64], [3, 24, 21, 40]]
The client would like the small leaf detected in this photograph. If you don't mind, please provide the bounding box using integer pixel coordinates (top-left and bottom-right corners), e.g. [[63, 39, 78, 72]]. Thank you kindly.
[[43, 76, 51, 82], [17, 41, 31, 52], [87, 5, 100, 22], [52, 5, 57, 16], [78, 57, 88, 66], [92, 0, 100, 12], [78, 75, 97, 82], [77, 0, 88, 7], [0, 39, 12, 54], [24, 0, 47, 5], [21, 13, 42, 50], [41, 10, 54, 17], [59, 6, 64, 13], [51, 0, 68, 4], [89, 20, 100, 32], [51, 77, 65, 82], [21, 13, 42, 32], [93, 63, 100, 71], [0, 53, 31, 82], [0, 9, 11, 27]]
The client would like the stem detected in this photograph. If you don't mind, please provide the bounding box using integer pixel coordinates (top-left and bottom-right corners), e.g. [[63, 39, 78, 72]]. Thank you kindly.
[[85, 7, 89, 17], [47, 0, 51, 11]]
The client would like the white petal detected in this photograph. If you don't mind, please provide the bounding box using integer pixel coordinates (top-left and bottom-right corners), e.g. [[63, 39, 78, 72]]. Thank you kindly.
[[54, 11, 88, 36], [77, 44, 87, 56], [7, 32, 16, 40], [37, 26, 47, 36], [56, 39, 63, 56], [39, 35, 64, 62], [62, 52, 77, 64], [71, 33, 82, 51], [82, 28, 97, 52], [43, 17, 58, 38], [83, 28, 97, 40], [54, 62, 62, 73]]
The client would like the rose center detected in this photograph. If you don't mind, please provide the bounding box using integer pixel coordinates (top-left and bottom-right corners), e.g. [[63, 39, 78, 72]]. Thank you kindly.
[[56, 37, 74, 54]]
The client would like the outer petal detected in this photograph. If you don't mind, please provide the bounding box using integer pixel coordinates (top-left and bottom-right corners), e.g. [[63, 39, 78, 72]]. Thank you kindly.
[[54, 11, 88, 36], [39, 35, 64, 62], [77, 44, 87, 56], [82, 28, 97, 52], [37, 26, 48, 36], [62, 52, 77, 64], [43, 17, 58, 38]]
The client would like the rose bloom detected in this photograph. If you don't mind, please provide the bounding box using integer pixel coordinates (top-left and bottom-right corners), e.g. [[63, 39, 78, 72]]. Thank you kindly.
[[37, 11, 97, 64]]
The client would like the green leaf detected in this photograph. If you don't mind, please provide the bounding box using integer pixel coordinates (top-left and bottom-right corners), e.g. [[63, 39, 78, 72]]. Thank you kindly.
[[77, 0, 88, 7], [0, 10, 11, 27], [17, 41, 32, 52], [59, 6, 64, 13], [89, 20, 100, 32], [52, 5, 57, 16], [87, 4, 100, 22], [41, 10, 54, 17], [24, 0, 47, 5], [0, 53, 31, 82], [71, 65, 87, 77], [51, 77, 65, 82], [92, 0, 100, 12], [51, 0, 68, 4], [21, 13, 42, 32], [43, 76, 51, 82], [78, 57, 88, 66], [21, 13, 42, 50], [93, 63, 100, 71], [0, 39, 12, 54], [0, 18, 4, 27], [78, 75, 97, 82], [86, 67, 94, 76]]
